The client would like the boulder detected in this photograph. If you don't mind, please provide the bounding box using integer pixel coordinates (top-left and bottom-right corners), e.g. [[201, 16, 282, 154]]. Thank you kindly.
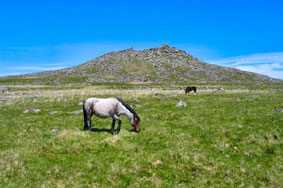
[[274, 108, 283, 113], [176, 101, 187, 107], [67, 110, 83, 114], [49, 111, 58, 115], [23, 109, 41, 113], [0, 87, 8, 93]]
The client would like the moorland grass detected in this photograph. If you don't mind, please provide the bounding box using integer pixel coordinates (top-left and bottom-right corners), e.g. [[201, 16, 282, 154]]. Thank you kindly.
[[0, 83, 282, 187]]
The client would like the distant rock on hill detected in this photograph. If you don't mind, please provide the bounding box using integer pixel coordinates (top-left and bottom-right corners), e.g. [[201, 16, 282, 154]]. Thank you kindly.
[[0, 44, 280, 84]]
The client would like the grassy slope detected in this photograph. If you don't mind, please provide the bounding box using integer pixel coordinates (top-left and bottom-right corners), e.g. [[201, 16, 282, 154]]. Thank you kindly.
[[0, 83, 282, 187], [0, 46, 279, 84]]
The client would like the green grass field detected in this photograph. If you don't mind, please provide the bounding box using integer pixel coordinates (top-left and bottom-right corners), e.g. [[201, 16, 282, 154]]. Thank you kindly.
[[0, 83, 282, 187]]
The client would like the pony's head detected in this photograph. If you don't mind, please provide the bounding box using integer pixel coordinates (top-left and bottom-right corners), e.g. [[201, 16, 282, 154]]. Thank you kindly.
[[115, 97, 141, 133], [131, 114, 141, 133]]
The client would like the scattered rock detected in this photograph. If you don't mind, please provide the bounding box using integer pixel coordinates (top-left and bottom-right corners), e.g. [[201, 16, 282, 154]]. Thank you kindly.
[[274, 108, 283, 112], [176, 101, 187, 107], [1, 98, 7, 102], [130, 104, 141, 108], [67, 110, 83, 115], [0, 87, 8, 93], [49, 111, 58, 115], [23, 109, 41, 113], [77, 102, 84, 106], [213, 87, 224, 93], [59, 95, 65, 99], [51, 129, 59, 133], [133, 98, 139, 102]]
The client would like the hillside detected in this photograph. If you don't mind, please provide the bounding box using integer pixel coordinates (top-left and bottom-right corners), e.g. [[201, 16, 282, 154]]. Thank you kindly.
[[1, 84, 283, 187], [0, 44, 279, 85]]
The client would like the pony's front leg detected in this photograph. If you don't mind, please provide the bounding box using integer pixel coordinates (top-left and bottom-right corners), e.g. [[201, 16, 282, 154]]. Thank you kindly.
[[88, 118, 92, 130], [112, 115, 122, 134], [117, 119, 122, 133], [111, 119, 116, 134]]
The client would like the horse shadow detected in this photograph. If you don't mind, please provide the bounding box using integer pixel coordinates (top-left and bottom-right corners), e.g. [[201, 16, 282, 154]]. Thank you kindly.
[[89, 127, 112, 133], [85, 127, 137, 134]]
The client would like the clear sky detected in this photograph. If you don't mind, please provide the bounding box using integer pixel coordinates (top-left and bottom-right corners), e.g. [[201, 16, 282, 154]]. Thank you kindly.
[[1, 0, 283, 79]]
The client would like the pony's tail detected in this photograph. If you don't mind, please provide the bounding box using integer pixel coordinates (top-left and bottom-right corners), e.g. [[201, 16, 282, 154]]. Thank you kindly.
[[83, 100, 88, 130]]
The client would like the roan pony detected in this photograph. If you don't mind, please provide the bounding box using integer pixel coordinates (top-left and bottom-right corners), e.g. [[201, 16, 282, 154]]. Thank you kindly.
[[83, 97, 140, 134], [185, 86, 197, 94]]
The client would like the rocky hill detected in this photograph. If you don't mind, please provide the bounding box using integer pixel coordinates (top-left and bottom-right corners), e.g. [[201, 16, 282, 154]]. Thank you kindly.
[[0, 44, 279, 85]]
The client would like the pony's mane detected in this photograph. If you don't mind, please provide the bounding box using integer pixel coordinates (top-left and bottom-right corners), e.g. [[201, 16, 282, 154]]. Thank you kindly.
[[116, 98, 140, 120]]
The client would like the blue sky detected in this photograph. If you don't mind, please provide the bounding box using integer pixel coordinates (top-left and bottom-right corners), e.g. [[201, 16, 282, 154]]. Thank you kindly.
[[0, 0, 283, 79]]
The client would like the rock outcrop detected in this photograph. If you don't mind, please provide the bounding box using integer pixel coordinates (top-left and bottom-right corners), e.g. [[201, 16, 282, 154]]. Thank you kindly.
[[1, 44, 280, 84]]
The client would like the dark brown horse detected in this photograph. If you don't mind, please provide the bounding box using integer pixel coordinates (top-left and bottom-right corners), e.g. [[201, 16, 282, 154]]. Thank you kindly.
[[185, 86, 197, 94]]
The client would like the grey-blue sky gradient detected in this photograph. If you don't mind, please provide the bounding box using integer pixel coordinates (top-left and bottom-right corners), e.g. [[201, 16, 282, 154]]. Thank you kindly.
[[1, 0, 282, 78]]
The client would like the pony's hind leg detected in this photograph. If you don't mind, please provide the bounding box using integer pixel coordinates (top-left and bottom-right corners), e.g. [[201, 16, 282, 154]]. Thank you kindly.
[[87, 117, 92, 130], [112, 115, 122, 134], [83, 110, 92, 130], [84, 115, 92, 130], [83, 101, 92, 130]]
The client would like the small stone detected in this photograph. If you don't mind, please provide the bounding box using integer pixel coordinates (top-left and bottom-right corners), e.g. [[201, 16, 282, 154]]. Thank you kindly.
[[23, 109, 41, 113], [33, 109, 41, 113], [274, 108, 283, 113], [49, 111, 58, 115], [131, 104, 141, 108], [176, 101, 187, 107], [67, 110, 83, 114], [51, 129, 59, 133], [1, 98, 7, 102], [0, 87, 8, 93]]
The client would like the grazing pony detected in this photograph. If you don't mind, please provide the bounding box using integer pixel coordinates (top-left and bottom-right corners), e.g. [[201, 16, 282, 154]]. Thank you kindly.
[[83, 97, 140, 134], [185, 86, 197, 94]]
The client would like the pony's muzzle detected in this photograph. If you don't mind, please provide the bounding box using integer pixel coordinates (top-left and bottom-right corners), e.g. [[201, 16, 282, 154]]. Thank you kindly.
[[135, 126, 141, 133]]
